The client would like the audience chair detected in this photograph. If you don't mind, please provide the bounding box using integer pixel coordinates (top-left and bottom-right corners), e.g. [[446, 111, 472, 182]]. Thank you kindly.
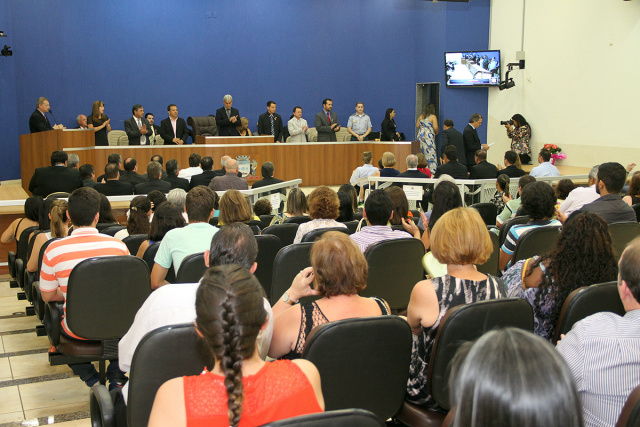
[[616, 384, 640, 427], [46, 256, 151, 384], [14, 226, 39, 296], [122, 234, 147, 257], [471, 202, 498, 226], [609, 222, 640, 261], [284, 216, 312, 225], [353, 211, 364, 221], [552, 281, 625, 344], [259, 409, 385, 427], [498, 215, 530, 246], [300, 226, 351, 243], [343, 220, 361, 234], [395, 298, 534, 427], [262, 223, 299, 247], [100, 225, 126, 236], [632, 203, 640, 223], [271, 243, 313, 303], [511, 225, 561, 265], [302, 316, 412, 420], [175, 252, 207, 283], [476, 230, 500, 277], [142, 242, 176, 283], [32, 238, 60, 325], [362, 238, 425, 311], [259, 214, 275, 230], [46, 192, 70, 200], [23, 230, 46, 306], [255, 234, 282, 302], [248, 219, 263, 235], [90, 323, 209, 427], [187, 115, 218, 137]]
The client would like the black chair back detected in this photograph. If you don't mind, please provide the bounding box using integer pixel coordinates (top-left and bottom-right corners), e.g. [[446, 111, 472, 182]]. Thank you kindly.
[[553, 281, 625, 344], [609, 222, 640, 261], [271, 243, 313, 302], [471, 202, 498, 226], [248, 220, 262, 235], [260, 409, 385, 427], [476, 230, 500, 276], [632, 203, 640, 223], [362, 238, 425, 310], [15, 226, 39, 290], [343, 220, 361, 234], [259, 214, 275, 229], [353, 212, 364, 221], [100, 225, 126, 236], [301, 226, 351, 243], [616, 384, 640, 427], [284, 216, 312, 224], [428, 298, 534, 409], [262, 223, 299, 247], [123, 234, 147, 257], [142, 242, 176, 283], [176, 252, 207, 283], [512, 225, 561, 264], [209, 217, 219, 227], [498, 215, 529, 246], [255, 235, 282, 301], [96, 222, 121, 233], [302, 316, 412, 419]]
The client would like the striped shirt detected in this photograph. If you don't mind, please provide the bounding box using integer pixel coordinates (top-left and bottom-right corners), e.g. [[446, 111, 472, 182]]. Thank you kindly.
[[39, 227, 129, 339], [501, 219, 561, 256], [350, 225, 413, 253], [556, 310, 640, 427]]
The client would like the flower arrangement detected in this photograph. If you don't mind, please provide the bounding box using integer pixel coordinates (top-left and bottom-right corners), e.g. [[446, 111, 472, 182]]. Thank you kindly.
[[543, 143, 567, 165]]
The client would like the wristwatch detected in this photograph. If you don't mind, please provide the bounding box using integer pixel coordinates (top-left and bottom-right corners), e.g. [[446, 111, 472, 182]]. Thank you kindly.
[[282, 291, 299, 306]]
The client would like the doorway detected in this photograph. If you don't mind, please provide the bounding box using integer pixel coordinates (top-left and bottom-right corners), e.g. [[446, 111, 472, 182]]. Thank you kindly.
[[415, 82, 441, 158]]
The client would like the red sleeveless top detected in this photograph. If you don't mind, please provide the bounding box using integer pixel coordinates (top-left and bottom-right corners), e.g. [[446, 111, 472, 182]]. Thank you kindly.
[[183, 360, 322, 427]]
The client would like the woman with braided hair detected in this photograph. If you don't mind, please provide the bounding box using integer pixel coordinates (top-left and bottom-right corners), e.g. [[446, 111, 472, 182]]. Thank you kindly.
[[148, 264, 324, 427]]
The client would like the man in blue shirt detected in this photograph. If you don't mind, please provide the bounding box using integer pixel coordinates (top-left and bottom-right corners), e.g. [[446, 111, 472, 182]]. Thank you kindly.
[[347, 102, 372, 141], [529, 149, 560, 177]]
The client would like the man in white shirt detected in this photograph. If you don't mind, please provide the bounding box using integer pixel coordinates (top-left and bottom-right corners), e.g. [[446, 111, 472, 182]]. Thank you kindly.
[[558, 165, 600, 216], [529, 149, 560, 177], [178, 153, 204, 182], [287, 106, 310, 142], [350, 151, 378, 186], [347, 102, 372, 141]]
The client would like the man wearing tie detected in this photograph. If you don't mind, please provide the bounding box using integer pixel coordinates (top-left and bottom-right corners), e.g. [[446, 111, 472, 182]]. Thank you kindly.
[[215, 94, 240, 136], [145, 113, 161, 145], [124, 104, 151, 145], [463, 113, 489, 171], [160, 104, 189, 145], [257, 101, 284, 142], [314, 98, 340, 142], [29, 97, 64, 133]]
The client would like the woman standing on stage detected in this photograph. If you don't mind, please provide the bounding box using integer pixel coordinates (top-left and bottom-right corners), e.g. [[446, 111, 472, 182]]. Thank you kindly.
[[505, 113, 531, 165], [87, 100, 111, 146], [416, 104, 439, 174]]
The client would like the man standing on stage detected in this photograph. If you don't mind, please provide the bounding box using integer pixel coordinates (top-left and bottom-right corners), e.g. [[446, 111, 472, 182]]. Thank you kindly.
[[314, 98, 340, 142], [29, 97, 64, 133], [216, 95, 240, 137], [257, 101, 284, 143]]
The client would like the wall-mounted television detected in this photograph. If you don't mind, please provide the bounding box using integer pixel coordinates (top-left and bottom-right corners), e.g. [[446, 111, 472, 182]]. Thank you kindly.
[[445, 50, 500, 87]]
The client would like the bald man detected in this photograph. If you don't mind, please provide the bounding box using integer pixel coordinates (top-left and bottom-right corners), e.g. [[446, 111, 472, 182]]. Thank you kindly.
[[208, 158, 248, 191]]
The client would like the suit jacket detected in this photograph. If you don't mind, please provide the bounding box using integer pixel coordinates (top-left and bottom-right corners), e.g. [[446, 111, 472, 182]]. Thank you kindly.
[[190, 170, 218, 189], [434, 161, 468, 180], [463, 124, 481, 168], [119, 170, 147, 186], [159, 117, 189, 145], [442, 127, 466, 165], [469, 160, 498, 179], [135, 179, 172, 195], [165, 175, 190, 191], [501, 165, 526, 178], [29, 110, 53, 133], [288, 117, 310, 142], [124, 117, 152, 145], [28, 166, 83, 197], [209, 173, 248, 191], [252, 176, 285, 195], [314, 111, 339, 142], [395, 169, 431, 190], [257, 112, 284, 142], [216, 107, 241, 136], [94, 180, 135, 196]]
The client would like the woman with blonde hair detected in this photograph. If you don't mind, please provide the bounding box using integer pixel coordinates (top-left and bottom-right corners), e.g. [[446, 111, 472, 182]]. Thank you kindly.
[[218, 190, 261, 234], [236, 117, 252, 136], [87, 100, 111, 146]]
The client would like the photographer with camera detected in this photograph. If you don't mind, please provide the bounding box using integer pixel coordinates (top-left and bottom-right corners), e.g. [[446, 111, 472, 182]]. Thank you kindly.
[[503, 114, 531, 165]]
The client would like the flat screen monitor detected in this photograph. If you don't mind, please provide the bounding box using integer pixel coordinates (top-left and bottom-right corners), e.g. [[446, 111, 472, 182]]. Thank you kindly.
[[445, 50, 500, 87]]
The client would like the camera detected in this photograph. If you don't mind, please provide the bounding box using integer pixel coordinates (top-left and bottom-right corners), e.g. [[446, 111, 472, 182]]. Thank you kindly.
[[1, 45, 12, 57], [500, 120, 513, 126]]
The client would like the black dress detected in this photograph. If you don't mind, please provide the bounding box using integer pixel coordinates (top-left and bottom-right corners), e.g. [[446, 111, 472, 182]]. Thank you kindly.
[[381, 118, 397, 141], [88, 114, 109, 146]]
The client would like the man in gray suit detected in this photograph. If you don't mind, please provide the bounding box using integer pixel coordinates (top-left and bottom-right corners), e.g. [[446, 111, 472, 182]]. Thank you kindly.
[[441, 119, 466, 166], [314, 98, 340, 142]]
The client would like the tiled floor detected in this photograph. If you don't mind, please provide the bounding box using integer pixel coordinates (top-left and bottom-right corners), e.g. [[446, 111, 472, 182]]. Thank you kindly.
[[0, 281, 91, 427]]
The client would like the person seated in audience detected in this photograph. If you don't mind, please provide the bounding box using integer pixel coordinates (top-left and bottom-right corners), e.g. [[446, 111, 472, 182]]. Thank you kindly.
[[190, 156, 218, 189], [80, 164, 96, 188], [135, 162, 171, 195], [40, 187, 130, 388], [269, 188, 308, 225], [349, 150, 378, 192], [251, 161, 285, 198], [293, 186, 347, 243], [236, 116, 253, 136], [177, 153, 203, 183], [96, 153, 124, 183], [93, 163, 135, 196], [491, 174, 510, 215], [27, 199, 70, 273], [98, 194, 119, 225], [209, 158, 248, 191], [1, 195, 42, 244], [497, 175, 536, 228], [557, 236, 640, 427], [406, 207, 505, 410], [397, 154, 432, 187], [151, 186, 218, 289], [499, 181, 561, 270], [338, 183, 359, 215], [469, 149, 498, 179], [165, 159, 190, 191], [497, 150, 526, 178], [253, 198, 273, 216], [136, 202, 185, 258], [623, 170, 640, 206], [119, 157, 147, 186], [502, 211, 617, 340], [417, 180, 463, 250], [417, 154, 431, 176], [148, 264, 323, 427], [449, 328, 583, 427], [379, 152, 400, 177], [269, 232, 391, 359], [336, 192, 354, 222], [386, 186, 412, 225], [114, 196, 151, 240], [166, 188, 189, 223], [433, 145, 468, 180], [529, 149, 560, 177], [218, 189, 261, 234], [558, 165, 599, 218], [147, 190, 167, 213], [555, 178, 575, 207], [350, 189, 417, 253]]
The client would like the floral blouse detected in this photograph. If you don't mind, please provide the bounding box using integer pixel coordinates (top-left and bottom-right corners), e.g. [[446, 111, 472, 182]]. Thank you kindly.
[[507, 124, 531, 155]]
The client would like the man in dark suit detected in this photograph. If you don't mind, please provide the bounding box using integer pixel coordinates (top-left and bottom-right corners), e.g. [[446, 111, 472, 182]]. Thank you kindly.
[[124, 104, 152, 145], [79, 164, 96, 188], [145, 113, 162, 145], [252, 161, 285, 195], [396, 153, 431, 184], [119, 157, 147, 186], [314, 98, 340, 142], [96, 153, 125, 183], [499, 151, 526, 178], [433, 145, 468, 180], [190, 156, 218, 189], [469, 150, 498, 179], [257, 101, 284, 142], [135, 162, 171, 195], [164, 159, 190, 191], [28, 150, 83, 197], [29, 97, 63, 133], [209, 159, 248, 191], [160, 104, 189, 145], [441, 119, 466, 166], [94, 163, 135, 196], [463, 113, 489, 171], [215, 94, 240, 137]]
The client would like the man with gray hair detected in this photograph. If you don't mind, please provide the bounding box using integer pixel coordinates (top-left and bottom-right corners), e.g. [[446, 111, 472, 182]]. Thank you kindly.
[[74, 115, 88, 129], [167, 188, 189, 223], [209, 158, 248, 191], [396, 153, 431, 191], [252, 161, 285, 196], [558, 165, 600, 217], [215, 94, 240, 136], [29, 97, 64, 132], [67, 153, 80, 169]]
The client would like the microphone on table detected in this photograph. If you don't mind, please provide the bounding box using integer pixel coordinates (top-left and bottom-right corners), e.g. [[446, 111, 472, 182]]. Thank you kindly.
[[48, 109, 59, 126]]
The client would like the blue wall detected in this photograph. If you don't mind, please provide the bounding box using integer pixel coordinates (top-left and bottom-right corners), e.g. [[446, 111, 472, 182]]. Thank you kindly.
[[2, 0, 490, 181]]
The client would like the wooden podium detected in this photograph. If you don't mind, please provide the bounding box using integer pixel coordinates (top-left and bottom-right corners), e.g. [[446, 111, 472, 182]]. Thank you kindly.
[[19, 129, 95, 193]]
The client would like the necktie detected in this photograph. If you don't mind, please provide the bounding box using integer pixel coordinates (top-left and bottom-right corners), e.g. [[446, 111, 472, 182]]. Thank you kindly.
[[270, 115, 275, 136], [137, 119, 146, 144], [326, 112, 331, 124], [44, 113, 51, 127], [226, 109, 231, 119]]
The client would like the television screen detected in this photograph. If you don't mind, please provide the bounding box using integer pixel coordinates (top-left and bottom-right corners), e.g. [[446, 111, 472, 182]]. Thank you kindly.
[[445, 50, 500, 87]]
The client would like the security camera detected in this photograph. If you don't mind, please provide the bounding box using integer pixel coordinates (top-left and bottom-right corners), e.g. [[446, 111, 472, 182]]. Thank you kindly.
[[1, 45, 12, 57], [498, 78, 515, 91]]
